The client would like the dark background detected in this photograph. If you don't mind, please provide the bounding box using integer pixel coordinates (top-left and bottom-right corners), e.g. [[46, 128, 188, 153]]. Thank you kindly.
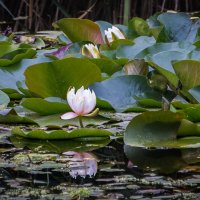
[[1, 0, 200, 32]]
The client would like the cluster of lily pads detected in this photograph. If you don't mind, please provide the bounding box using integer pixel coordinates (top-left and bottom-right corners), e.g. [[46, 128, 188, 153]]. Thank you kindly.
[[1, 12, 200, 151]]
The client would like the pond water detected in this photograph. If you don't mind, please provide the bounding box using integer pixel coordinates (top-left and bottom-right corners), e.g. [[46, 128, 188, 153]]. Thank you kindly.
[[0, 128, 200, 200]]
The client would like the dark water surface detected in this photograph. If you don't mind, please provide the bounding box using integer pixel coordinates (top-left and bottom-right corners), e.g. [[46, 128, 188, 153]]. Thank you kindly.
[[0, 129, 200, 200]]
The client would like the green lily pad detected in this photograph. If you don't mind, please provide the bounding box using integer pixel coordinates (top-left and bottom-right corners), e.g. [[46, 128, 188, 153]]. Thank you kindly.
[[53, 18, 104, 44], [10, 135, 110, 153], [157, 12, 200, 42], [124, 111, 184, 147], [189, 85, 200, 102], [11, 127, 112, 140], [90, 75, 173, 112], [0, 57, 52, 93], [21, 97, 70, 115], [0, 109, 36, 124], [0, 90, 10, 110], [88, 58, 122, 75], [116, 36, 156, 60], [25, 57, 102, 98], [173, 60, 200, 90], [0, 48, 36, 67]]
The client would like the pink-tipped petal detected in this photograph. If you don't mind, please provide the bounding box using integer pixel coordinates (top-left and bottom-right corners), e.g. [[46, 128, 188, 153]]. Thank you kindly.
[[60, 112, 78, 120]]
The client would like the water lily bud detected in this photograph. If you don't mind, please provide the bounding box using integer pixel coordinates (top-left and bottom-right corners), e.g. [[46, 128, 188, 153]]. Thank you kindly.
[[61, 86, 98, 120], [81, 43, 100, 58], [19, 35, 35, 43], [104, 26, 125, 44]]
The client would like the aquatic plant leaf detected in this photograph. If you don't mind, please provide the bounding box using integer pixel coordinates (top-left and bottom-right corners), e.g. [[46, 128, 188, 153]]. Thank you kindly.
[[124, 111, 184, 147], [173, 60, 200, 90], [0, 108, 36, 124], [178, 119, 200, 137], [21, 97, 70, 115], [0, 48, 36, 67], [124, 145, 200, 174], [11, 127, 112, 140], [25, 57, 102, 98], [10, 136, 110, 153], [189, 85, 200, 102], [53, 18, 104, 44], [90, 75, 173, 112], [0, 57, 52, 93], [116, 36, 156, 59], [157, 12, 200, 43], [88, 58, 122, 75], [29, 113, 111, 128], [0, 90, 10, 110], [128, 17, 150, 36]]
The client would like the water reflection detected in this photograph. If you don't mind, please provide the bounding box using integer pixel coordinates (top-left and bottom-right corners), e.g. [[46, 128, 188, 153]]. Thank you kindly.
[[124, 145, 200, 174], [63, 151, 97, 178]]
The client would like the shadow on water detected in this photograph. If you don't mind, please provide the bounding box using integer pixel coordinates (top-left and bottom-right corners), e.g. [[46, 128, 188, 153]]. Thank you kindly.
[[0, 136, 200, 199]]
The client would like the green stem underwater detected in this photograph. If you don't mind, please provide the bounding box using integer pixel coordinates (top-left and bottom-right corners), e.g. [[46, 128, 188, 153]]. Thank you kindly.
[[79, 116, 84, 128]]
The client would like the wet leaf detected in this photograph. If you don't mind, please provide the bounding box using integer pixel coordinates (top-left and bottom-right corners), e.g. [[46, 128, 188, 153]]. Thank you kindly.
[[54, 18, 104, 44], [0, 90, 10, 110], [11, 127, 112, 140], [25, 57, 102, 98]]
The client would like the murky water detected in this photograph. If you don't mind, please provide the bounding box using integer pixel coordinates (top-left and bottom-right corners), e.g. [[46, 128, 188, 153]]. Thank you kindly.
[[0, 129, 200, 199]]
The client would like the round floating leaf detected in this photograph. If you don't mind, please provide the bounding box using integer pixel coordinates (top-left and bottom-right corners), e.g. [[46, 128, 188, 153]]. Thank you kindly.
[[124, 111, 184, 147], [0, 108, 36, 124], [53, 18, 104, 44], [90, 75, 170, 112], [128, 17, 150, 36], [116, 36, 156, 59], [0, 57, 52, 92], [157, 12, 199, 42], [0, 48, 36, 67], [88, 58, 122, 75], [25, 57, 102, 98], [10, 136, 110, 153], [0, 90, 10, 110], [11, 127, 112, 140], [189, 85, 200, 102], [21, 97, 70, 115], [173, 60, 200, 90]]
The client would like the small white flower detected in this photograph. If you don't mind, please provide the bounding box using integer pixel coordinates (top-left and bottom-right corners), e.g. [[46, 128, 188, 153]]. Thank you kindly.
[[81, 43, 100, 58], [104, 26, 125, 44], [61, 86, 97, 120]]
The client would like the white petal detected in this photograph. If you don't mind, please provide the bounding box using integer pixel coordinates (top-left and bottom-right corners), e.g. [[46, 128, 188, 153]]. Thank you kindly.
[[76, 86, 84, 96], [112, 26, 125, 39], [72, 96, 85, 114], [82, 89, 96, 114], [60, 112, 78, 120], [67, 87, 75, 109]]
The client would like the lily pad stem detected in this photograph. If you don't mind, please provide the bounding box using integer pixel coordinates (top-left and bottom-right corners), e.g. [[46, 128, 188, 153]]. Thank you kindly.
[[79, 116, 84, 128]]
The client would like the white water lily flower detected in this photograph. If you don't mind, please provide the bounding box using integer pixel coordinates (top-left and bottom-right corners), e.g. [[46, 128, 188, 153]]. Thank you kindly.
[[61, 86, 97, 120], [104, 26, 125, 44], [81, 43, 100, 58]]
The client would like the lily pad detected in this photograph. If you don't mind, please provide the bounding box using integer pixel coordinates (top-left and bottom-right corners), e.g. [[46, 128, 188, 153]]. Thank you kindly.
[[90, 75, 173, 112], [53, 18, 104, 44], [21, 97, 70, 115], [0, 109, 36, 124], [11, 127, 112, 140], [0, 90, 10, 110], [173, 60, 200, 90], [25, 57, 102, 98], [0, 48, 36, 67], [189, 85, 200, 102], [10, 136, 110, 153], [124, 111, 184, 147]]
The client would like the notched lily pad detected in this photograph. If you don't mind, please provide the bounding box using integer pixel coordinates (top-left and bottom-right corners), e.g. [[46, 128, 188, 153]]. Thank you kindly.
[[11, 127, 112, 140]]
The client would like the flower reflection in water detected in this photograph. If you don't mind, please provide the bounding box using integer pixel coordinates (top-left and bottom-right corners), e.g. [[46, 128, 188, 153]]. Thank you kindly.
[[63, 151, 98, 178]]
